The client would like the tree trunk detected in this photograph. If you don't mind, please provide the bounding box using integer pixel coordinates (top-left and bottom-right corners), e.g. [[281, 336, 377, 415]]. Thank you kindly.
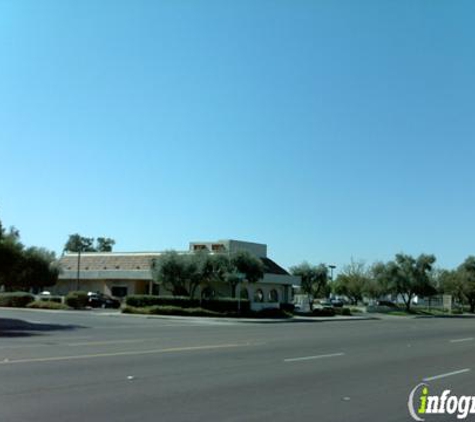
[[189, 283, 198, 300], [404, 293, 413, 312]]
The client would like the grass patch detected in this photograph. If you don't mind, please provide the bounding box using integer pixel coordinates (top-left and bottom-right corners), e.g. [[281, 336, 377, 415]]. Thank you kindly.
[[387, 307, 460, 317], [386, 311, 411, 316], [334, 307, 352, 316], [27, 301, 70, 310], [123, 305, 223, 317], [122, 306, 292, 319], [349, 307, 363, 314]]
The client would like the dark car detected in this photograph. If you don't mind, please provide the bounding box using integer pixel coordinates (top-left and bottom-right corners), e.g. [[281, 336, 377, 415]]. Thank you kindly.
[[87, 292, 121, 309]]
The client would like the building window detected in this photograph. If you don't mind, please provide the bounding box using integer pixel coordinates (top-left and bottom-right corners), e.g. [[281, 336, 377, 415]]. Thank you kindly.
[[193, 245, 208, 251], [211, 244, 225, 252], [254, 289, 264, 303], [111, 286, 128, 298], [268, 289, 279, 303]]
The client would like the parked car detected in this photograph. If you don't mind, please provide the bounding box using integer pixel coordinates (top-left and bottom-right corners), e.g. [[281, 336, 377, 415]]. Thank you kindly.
[[315, 299, 333, 308], [330, 299, 345, 307], [87, 292, 121, 309]]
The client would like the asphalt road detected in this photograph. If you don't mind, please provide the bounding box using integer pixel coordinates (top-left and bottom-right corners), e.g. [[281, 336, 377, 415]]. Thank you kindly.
[[1, 309, 475, 422]]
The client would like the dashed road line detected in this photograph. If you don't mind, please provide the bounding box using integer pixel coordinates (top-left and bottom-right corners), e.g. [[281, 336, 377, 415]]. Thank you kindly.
[[0, 342, 256, 365], [450, 338, 474, 343], [284, 353, 345, 362], [423, 369, 471, 382]]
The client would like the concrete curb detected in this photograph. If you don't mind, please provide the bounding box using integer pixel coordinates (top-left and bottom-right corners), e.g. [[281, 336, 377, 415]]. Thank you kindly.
[[0, 307, 378, 323], [109, 312, 379, 324]]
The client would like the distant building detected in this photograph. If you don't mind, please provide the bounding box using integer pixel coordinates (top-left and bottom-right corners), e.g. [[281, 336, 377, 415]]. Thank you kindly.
[[56, 239, 300, 310]]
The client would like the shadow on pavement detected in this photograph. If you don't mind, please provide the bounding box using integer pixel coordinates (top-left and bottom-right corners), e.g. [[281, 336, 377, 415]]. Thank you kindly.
[[0, 318, 85, 337]]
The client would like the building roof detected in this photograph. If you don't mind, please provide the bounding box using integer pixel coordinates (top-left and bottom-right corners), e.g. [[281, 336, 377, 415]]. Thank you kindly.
[[59, 252, 162, 271], [59, 252, 289, 275], [261, 257, 290, 275]]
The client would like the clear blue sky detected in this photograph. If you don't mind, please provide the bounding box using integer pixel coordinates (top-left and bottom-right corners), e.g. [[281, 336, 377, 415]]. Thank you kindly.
[[1, 0, 474, 271]]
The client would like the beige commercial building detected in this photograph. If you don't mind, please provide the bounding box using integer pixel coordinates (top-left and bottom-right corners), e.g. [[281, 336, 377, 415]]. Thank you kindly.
[[56, 239, 300, 310]]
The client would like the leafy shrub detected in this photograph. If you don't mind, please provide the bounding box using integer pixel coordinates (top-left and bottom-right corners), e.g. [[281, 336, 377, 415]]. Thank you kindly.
[[65, 291, 88, 309], [123, 305, 293, 319], [39, 296, 62, 303], [122, 305, 221, 317], [126, 295, 198, 308], [349, 307, 363, 314], [312, 307, 336, 317], [202, 298, 250, 313], [122, 305, 137, 314], [0, 292, 35, 308], [125, 295, 251, 313], [334, 307, 352, 316], [148, 306, 221, 317], [27, 301, 70, 310], [280, 303, 295, 313]]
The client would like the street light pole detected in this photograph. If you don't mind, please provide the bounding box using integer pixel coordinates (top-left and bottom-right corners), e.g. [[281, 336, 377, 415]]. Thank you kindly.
[[76, 249, 81, 291], [328, 264, 336, 281]]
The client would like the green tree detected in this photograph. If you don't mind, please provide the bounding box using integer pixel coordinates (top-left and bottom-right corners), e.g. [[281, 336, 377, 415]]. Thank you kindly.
[[377, 254, 436, 312], [96, 237, 116, 252], [365, 262, 392, 300], [15, 247, 60, 292], [152, 251, 191, 296], [333, 260, 370, 305], [438, 268, 465, 306], [229, 251, 264, 298], [188, 252, 229, 299], [455, 257, 475, 313], [64, 234, 95, 252], [0, 226, 24, 290], [0, 219, 59, 292], [290, 262, 329, 310], [64, 234, 116, 253]]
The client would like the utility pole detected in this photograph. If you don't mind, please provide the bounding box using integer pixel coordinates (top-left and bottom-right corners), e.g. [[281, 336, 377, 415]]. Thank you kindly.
[[76, 249, 81, 291]]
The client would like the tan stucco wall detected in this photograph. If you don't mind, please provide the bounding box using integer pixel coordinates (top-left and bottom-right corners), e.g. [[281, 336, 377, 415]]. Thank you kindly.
[[53, 278, 292, 305], [53, 279, 149, 297]]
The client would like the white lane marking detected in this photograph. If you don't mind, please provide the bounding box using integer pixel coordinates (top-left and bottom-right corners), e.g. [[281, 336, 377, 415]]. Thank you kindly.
[[284, 353, 345, 362], [423, 369, 471, 382], [66, 339, 146, 347], [0, 342, 256, 365], [450, 338, 474, 343]]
